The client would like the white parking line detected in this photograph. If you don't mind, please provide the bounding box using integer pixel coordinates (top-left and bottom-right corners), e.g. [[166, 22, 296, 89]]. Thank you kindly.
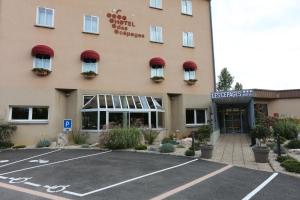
[[242, 173, 279, 200], [0, 176, 8, 180], [0, 149, 61, 168], [63, 158, 199, 197], [0, 150, 112, 176], [24, 182, 41, 187]]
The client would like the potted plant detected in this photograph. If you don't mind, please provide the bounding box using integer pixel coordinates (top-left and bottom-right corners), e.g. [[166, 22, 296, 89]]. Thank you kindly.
[[185, 79, 198, 85], [81, 71, 98, 79], [151, 76, 164, 83], [198, 124, 213, 159], [251, 125, 272, 163], [32, 68, 51, 76]]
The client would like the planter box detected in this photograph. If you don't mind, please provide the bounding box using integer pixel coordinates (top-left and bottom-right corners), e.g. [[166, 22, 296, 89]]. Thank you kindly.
[[151, 76, 164, 83], [32, 68, 51, 76], [200, 145, 213, 159], [81, 72, 98, 79], [185, 79, 197, 85], [253, 146, 270, 163]]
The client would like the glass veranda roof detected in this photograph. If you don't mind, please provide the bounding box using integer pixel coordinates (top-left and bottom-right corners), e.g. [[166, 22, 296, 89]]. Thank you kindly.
[[82, 95, 164, 111]]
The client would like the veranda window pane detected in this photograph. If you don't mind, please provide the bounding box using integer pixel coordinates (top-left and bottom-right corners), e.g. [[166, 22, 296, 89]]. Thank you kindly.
[[147, 97, 155, 109], [120, 96, 128, 109], [133, 96, 142, 109], [106, 95, 113, 108], [11, 107, 29, 120], [130, 113, 149, 128], [158, 112, 163, 128], [151, 111, 157, 128], [113, 95, 121, 109], [109, 112, 128, 129], [99, 95, 106, 108], [83, 96, 98, 109], [99, 111, 106, 130], [153, 98, 162, 110], [140, 96, 149, 109], [127, 96, 135, 109], [82, 112, 98, 130], [83, 96, 94, 105]]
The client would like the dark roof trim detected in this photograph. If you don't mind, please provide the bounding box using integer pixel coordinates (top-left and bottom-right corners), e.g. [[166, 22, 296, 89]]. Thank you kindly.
[[253, 89, 300, 99]]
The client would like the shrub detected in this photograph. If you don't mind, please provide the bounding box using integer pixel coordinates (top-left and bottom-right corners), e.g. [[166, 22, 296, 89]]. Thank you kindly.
[[105, 128, 141, 149], [0, 141, 14, 149], [159, 143, 175, 153], [185, 149, 195, 156], [281, 160, 300, 173], [143, 130, 159, 145], [12, 145, 26, 149], [81, 144, 90, 148], [161, 137, 179, 145], [276, 155, 296, 163], [36, 139, 51, 148], [197, 125, 212, 144], [279, 136, 287, 144], [69, 131, 89, 145], [250, 125, 271, 146], [285, 140, 300, 149], [135, 145, 147, 150], [0, 123, 16, 147], [176, 144, 185, 148], [273, 119, 299, 140], [272, 144, 287, 154]]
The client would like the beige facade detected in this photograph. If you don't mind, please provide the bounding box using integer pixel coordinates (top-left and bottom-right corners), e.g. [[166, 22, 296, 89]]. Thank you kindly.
[[0, 0, 215, 145]]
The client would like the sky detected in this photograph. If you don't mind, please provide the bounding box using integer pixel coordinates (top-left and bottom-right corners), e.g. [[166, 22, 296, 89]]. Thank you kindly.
[[211, 0, 300, 90]]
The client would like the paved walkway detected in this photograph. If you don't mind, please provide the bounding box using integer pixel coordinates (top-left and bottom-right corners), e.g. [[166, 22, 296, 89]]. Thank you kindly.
[[211, 134, 273, 172]]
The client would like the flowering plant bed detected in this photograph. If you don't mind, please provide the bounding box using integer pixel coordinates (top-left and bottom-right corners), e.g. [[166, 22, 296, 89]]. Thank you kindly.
[[32, 68, 51, 76], [185, 79, 198, 85], [81, 71, 98, 79], [151, 76, 164, 83]]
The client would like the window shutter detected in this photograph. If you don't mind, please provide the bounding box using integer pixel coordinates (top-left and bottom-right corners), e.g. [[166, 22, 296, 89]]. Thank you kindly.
[[187, 0, 193, 15], [189, 32, 194, 47], [183, 32, 188, 46], [157, 26, 163, 42]]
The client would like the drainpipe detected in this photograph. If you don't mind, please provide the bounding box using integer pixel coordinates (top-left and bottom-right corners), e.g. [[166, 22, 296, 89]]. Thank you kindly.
[[208, 0, 217, 92]]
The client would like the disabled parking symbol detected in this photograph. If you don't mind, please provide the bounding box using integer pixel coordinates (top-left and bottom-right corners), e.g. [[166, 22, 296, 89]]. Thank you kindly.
[[63, 119, 72, 131], [44, 185, 70, 193]]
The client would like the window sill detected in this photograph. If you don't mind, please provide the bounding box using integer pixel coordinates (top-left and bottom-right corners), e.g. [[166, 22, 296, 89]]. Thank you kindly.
[[150, 41, 164, 44], [9, 120, 49, 125], [34, 24, 55, 29], [185, 124, 206, 128], [183, 45, 195, 49], [149, 6, 163, 10], [181, 13, 193, 17], [82, 31, 100, 35]]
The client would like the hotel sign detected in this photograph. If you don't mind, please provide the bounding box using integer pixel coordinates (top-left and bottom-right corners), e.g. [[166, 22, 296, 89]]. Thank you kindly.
[[211, 90, 254, 99], [106, 9, 145, 39]]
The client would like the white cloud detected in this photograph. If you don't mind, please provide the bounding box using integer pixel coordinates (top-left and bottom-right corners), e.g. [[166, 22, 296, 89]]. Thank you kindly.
[[212, 0, 300, 89]]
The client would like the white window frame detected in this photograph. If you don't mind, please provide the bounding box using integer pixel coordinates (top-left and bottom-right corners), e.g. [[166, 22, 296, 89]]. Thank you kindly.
[[151, 67, 164, 78], [185, 108, 207, 126], [36, 7, 55, 28], [181, 0, 193, 16], [83, 15, 100, 34], [184, 70, 196, 80], [33, 57, 52, 71], [82, 62, 98, 74], [150, 0, 163, 9], [150, 25, 163, 43], [183, 32, 194, 47], [9, 106, 49, 124]]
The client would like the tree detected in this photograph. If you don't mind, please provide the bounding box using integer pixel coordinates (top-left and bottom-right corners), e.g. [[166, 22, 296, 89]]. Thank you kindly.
[[217, 68, 234, 91], [234, 82, 243, 90]]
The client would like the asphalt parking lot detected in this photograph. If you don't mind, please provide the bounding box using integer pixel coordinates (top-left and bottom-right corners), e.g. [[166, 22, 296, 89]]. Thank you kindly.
[[0, 149, 299, 200]]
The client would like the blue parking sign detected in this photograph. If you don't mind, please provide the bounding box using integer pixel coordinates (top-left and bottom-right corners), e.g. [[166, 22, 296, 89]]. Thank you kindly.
[[63, 119, 72, 131]]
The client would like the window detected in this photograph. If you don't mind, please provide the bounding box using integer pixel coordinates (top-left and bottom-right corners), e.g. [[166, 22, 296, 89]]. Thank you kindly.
[[184, 70, 196, 80], [33, 55, 52, 70], [10, 107, 49, 122], [82, 112, 97, 130], [186, 109, 206, 125], [150, 0, 162, 9], [83, 15, 99, 34], [181, 0, 192, 15], [151, 68, 164, 78], [82, 62, 97, 73], [150, 25, 163, 43], [183, 32, 194, 47], [36, 7, 54, 27]]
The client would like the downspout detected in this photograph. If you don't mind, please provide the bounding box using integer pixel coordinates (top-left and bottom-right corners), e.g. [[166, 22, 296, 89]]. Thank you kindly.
[[208, 0, 217, 92]]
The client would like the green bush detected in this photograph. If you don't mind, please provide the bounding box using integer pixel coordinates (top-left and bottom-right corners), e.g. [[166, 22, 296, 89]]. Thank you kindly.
[[276, 156, 296, 163], [12, 145, 26, 149], [161, 137, 179, 145], [185, 149, 195, 156], [273, 119, 299, 140], [159, 143, 175, 153], [285, 140, 300, 149], [197, 125, 212, 144], [143, 130, 159, 145], [69, 131, 89, 145], [250, 125, 271, 145], [135, 144, 147, 150], [0, 141, 14, 149], [36, 139, 51, 148], [281, 160, 300, 173], [105, 128, 141, 149], [176, 144, 185, 148]]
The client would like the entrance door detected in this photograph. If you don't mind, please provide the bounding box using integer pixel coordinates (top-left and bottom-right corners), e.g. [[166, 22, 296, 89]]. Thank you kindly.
[[225, 109, 242, 133]]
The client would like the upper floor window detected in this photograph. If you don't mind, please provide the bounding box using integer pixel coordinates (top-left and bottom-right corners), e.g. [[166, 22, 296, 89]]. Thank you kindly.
[[83, 15, 99, 34], [82, 62, 98, 74], [36, 7, 54, 28], [80, 50, 100, 78], [10, 106, 49, 122], [181, 0, 192, 16], [184, 70, 196, 80], [34, 55, 52, 71], [183, 32, 194, 47], [151, 68, 164, 78], [31, 45, 54, 74], [150, 0, 162, 9], [150, 25, 163, 43]]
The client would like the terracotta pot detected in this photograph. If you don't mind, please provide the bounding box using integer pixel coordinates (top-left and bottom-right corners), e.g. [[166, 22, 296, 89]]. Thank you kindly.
[[252, 146, 270, 163], [200, 145, 213, 159]]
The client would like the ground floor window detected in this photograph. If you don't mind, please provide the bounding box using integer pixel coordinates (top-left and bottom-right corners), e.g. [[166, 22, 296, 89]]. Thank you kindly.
[[10, 106, 49, 122], [81, 94, 165, 131], [185, 108, 206, 125]]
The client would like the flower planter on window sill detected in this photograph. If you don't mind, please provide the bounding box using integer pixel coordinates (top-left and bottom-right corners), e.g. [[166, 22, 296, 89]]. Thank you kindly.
[[185, 79, 198, 85], [151, 76, 164, 83], [32, 68, 51, 76], [81, 71, 98, 79]]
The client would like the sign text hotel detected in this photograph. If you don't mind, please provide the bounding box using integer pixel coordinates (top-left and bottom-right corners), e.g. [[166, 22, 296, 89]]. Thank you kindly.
[[211, 90, 254, 99]]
